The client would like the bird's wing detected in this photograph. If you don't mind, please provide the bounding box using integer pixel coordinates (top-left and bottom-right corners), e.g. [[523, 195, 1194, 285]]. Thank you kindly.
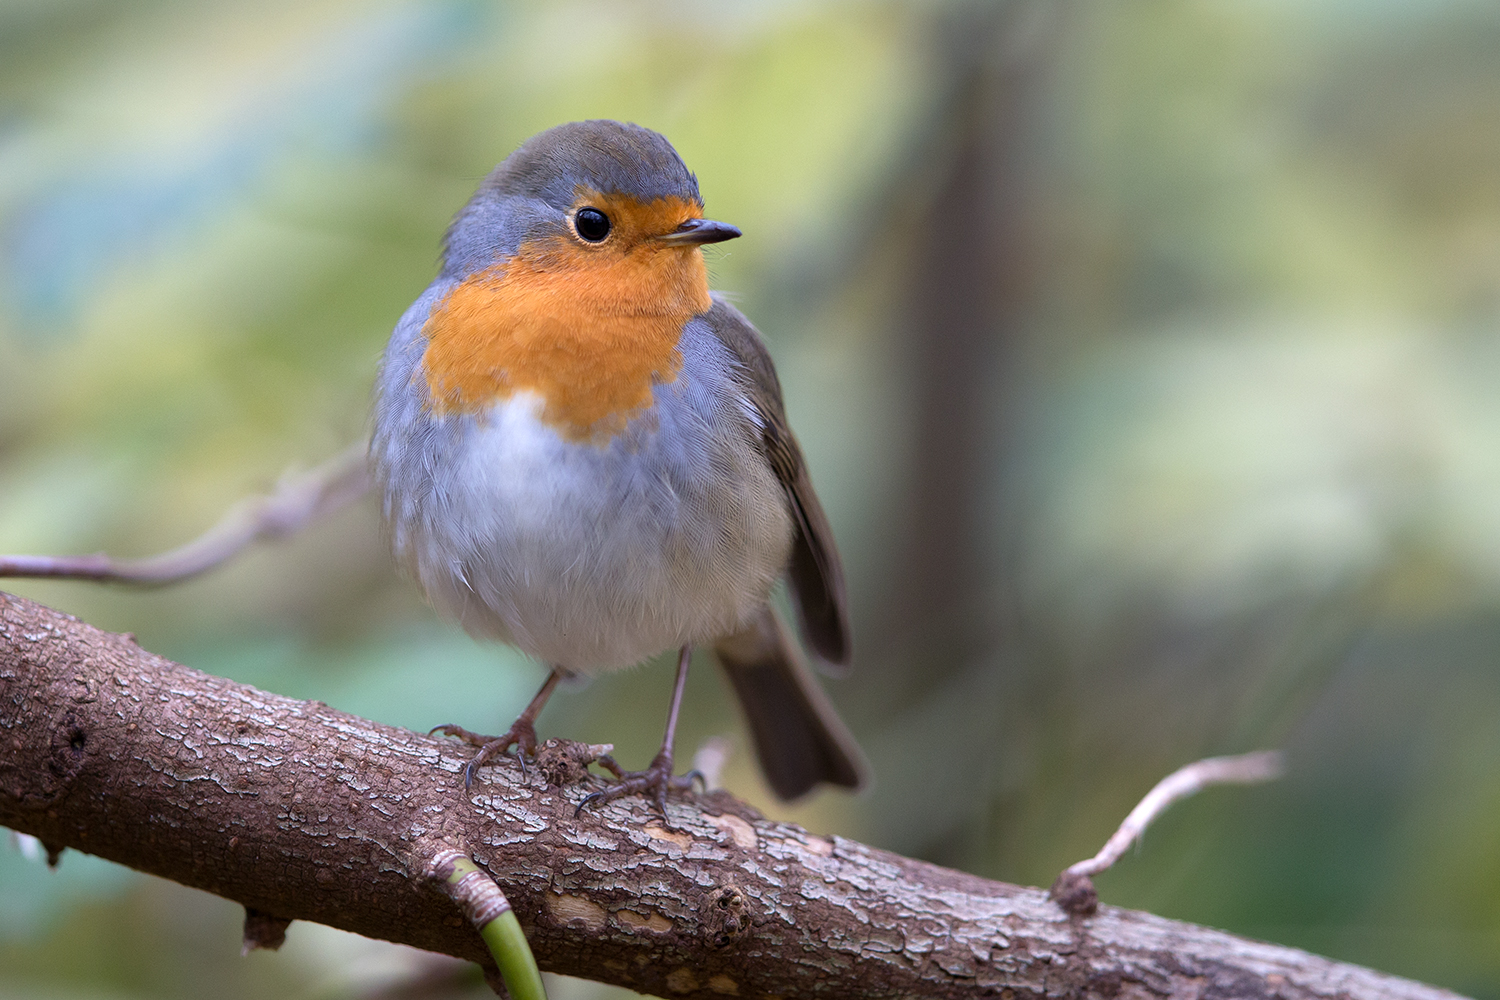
[[702, 295, 851, 669]]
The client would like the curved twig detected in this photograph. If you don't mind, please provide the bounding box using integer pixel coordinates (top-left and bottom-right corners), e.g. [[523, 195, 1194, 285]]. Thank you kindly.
[[0, 443, 369, 585], [1051, 751, 1286, 917]]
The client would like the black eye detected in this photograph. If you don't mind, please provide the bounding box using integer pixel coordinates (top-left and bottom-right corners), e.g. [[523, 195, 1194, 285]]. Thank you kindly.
[[574, 207, 610, 242]]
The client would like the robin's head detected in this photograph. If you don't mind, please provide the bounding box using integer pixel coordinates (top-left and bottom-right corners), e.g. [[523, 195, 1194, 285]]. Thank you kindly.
[[420, 121, 741, 438], [442, 120, 740, 279]]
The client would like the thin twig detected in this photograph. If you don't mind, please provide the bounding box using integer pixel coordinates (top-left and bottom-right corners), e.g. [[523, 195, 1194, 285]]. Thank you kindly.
[[1051, 750, 1284, 917], [1069, 750, 1285, 878], [0, 442, 369, 585]]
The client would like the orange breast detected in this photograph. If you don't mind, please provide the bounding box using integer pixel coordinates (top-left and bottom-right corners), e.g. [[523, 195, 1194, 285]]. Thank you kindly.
[[420, 196, 712, 442]]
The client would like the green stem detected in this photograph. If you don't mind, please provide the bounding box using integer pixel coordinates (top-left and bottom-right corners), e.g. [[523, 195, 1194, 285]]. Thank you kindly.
[[442, 854, 548, 1000], [480, 909, 548, 1000]]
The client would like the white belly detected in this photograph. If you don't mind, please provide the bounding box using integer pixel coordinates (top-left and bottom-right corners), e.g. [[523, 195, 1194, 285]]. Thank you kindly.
[[388, 390, 793, 673]]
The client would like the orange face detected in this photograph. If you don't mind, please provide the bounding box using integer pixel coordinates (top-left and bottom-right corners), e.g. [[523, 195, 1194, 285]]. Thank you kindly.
[[419, 190, 713, 442]]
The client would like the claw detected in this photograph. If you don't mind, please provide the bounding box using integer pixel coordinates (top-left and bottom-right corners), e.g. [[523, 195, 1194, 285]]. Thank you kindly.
[[431, 723, 493, 745], [575, 790, 605, 819], [436, 718, 540, 792], [573, 645, 699, 820], [439, 670, 563, 791], [574, 749, 693, 819]]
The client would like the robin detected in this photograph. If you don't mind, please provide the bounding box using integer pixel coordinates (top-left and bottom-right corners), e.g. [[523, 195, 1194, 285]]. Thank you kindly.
[[370, 119, 866, 811]]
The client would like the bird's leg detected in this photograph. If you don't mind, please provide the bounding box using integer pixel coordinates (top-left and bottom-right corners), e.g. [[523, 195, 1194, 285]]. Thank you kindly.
[[579, 645, 701, 817], [432, 669, 562, 789]]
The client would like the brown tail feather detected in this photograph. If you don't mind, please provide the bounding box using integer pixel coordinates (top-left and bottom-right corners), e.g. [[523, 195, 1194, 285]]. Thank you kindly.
[[714, 605, 868, 800]]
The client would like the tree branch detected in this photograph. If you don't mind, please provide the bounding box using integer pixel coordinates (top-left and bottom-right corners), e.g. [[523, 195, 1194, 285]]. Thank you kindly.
[[0, 591, 1463, 1000]]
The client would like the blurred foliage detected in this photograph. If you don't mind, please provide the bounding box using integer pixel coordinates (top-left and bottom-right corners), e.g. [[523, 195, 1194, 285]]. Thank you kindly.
[[4, 0, 1500, 997]]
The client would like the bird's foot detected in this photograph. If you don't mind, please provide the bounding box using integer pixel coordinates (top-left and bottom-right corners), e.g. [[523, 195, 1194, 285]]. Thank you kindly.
[[576, 750, 704, 818], [430, 720, 539, 789]]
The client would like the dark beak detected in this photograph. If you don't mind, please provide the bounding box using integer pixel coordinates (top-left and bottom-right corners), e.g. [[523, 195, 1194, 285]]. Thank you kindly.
[[658, 217, 742, 245]]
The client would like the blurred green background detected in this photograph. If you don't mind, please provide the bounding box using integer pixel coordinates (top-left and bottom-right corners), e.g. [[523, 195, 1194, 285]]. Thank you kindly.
[[4, 0, 1500, 997]]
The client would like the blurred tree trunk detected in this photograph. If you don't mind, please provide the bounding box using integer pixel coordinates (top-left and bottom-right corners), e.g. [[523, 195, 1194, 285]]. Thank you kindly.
[[859, 0, 1062, 868], [874, 1, 1058, 695]]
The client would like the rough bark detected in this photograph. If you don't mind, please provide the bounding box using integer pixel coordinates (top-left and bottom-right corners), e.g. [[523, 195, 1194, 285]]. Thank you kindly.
[[0, 591, 1465, 1000]]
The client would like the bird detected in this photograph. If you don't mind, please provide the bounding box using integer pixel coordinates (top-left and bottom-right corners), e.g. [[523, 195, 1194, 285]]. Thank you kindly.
[[370, 119, 866, 812]]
